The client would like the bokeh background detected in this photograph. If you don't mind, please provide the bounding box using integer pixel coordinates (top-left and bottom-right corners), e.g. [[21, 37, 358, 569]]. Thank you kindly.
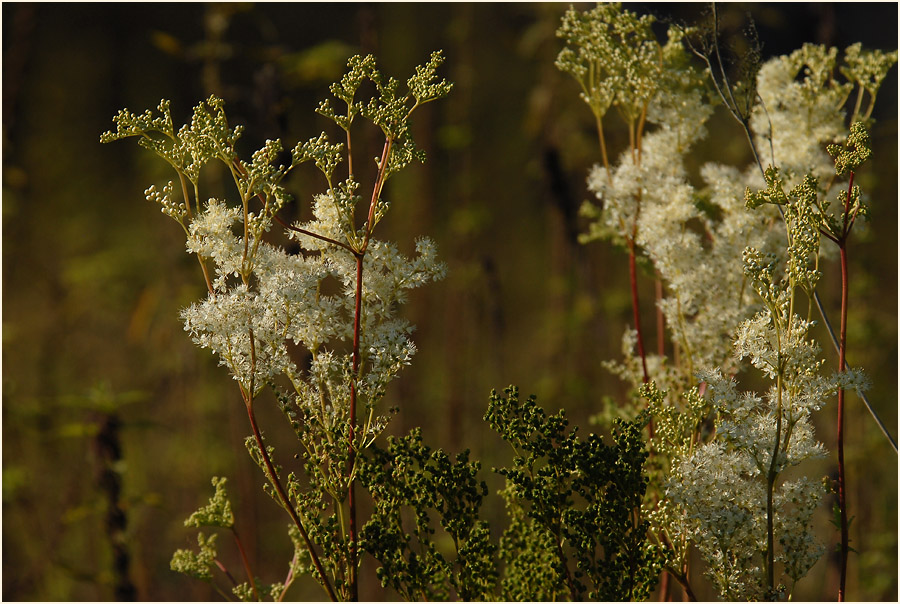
[[3, 3, 896, 601]]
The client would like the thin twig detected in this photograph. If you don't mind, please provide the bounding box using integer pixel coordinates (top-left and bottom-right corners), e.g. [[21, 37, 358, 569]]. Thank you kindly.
[[231, 527, 259, 601], [811, 292, 897, 451]]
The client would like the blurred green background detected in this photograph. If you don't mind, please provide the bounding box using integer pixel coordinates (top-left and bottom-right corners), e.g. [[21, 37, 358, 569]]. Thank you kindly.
[[3, 3, 896, 601]]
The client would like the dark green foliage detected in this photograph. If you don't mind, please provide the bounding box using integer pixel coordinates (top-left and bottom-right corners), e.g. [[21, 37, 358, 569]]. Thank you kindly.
[[358, 428, 496, 601], [498, 494, 569, 601], [486, 386, 662, 601]]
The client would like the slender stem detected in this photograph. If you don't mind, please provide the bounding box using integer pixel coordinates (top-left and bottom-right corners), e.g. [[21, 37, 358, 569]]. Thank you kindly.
[[175, 171, 216, 296], [810, 291, 896, 451], [766, 371, 784, 594], [242, 392, 338, 601], [664, 565, 698, 602], [627, 236, 649, 384], [214, 558, 239, 588], [346, 129, 354, 179], [711, 4, 742, 119], [196, 255, 216, 297], [362, 138, 393, 253], [231, 527, 259, 601], [837, 243, 849, 601], [836, 171, 854, 601], [655, 277, 665, 357], [658, 569, 670, 601], [850, 84, 865, 124], [273, 213, 356, 253], [596, 115, 611, 179], [636, 104, 648, 163], [348, 253, 364, 602], [277, 552, 300, 602], [344, 136, 394, 602]]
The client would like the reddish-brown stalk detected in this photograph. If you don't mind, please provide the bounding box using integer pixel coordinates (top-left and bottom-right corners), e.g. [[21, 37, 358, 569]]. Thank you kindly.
[[663, 564, 697, 602], [241, 389, 338, 601], [837, 244, 849, 601], [231, 527, 259, 601], [214, 558, 238, 588], [627, 236, 650, 385], [175, 171, 216, 296], [346, 136, 394, 601], [835, 170, 855, 602]]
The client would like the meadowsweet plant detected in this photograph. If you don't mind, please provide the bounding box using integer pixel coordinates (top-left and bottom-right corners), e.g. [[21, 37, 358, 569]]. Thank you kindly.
[[103, 52, 452, 601], [104, 45, 663, 601], [557, 2, 896, 600], [102, 5, 896, 602]]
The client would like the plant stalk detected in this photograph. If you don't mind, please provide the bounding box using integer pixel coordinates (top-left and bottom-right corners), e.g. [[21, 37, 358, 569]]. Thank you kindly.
[[627, 237, 649, 384], [837, 243, 849, 601], [243, 394, 338, 601], [231, 527, 259, 601], [348, 253, 364, 602], [836, 170, 854, 601]]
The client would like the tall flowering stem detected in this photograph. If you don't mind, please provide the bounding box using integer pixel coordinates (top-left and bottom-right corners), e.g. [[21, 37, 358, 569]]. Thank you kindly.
[[346, 136, 394, 600], [102, 51, 452, 601], [832, 168, 855, 602], [824, 123, 873, 600], [836, 240, 849, 601], [555, 0, 659, 400]]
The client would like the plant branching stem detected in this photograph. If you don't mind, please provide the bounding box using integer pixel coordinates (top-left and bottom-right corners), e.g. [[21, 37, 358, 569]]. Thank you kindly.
[[836, 171, 854, 601], [696, 4, 897, 455], [655, 277, 665, 357], [837, 243, 849, 601], [345, 135, 394, 602], [175, 171, 216, 295], [596, 116, 610, 175], [277, 552, 300, 602], [242, 393, 338, 601], [810, 293, 896, 451], [664, 565, 698, 602]]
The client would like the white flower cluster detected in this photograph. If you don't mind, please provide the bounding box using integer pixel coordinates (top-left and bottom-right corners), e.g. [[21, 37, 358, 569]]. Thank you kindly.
[[664, 223, 838, 596], [566, 6, 892, 597], [667, 441, 766, 600], [752, 44, 850, 187], [181, 194, 446, 425], [583, 53, 783, 390]]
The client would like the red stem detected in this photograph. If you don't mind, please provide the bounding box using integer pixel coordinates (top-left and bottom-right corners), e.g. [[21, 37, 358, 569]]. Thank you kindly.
[[837, 244, 848, 602], [231, 527, 259, 601], [243, 394, 338, 601], [273, 213, 356, 253], [345, 136, 393, 601], [664, 566, 697, 602], [627, 238, 649, 383], [214, 558, 239, 587], [837, 171, 854, 601], [627, 237, 653, 441]]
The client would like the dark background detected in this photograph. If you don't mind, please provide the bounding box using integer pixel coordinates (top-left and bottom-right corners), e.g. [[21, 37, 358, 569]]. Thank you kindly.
[[3, 3, 897, 601]]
